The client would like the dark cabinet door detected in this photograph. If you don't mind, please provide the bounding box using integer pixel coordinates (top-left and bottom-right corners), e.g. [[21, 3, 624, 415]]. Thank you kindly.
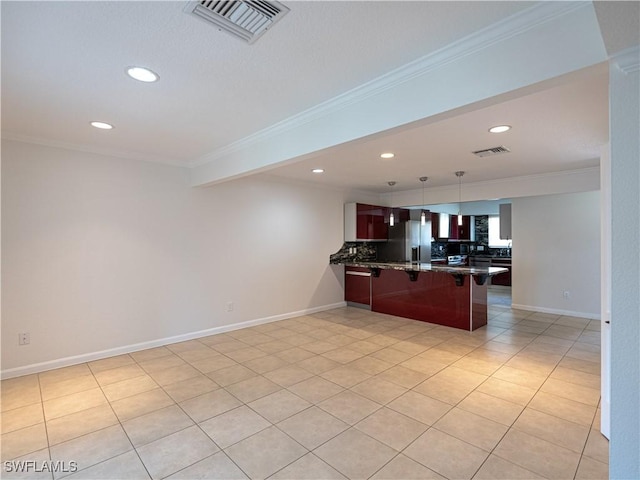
[[491, 260, 512, 286], [356, 204, 389, 241], [431, 212, 440, 240], [345, 267, 371, 305], [458, 215, 471, 240], [449, 215, 471, 240]]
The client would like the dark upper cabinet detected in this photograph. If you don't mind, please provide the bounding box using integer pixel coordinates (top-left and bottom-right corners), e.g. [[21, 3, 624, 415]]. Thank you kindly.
[[345, 203, 389, 241], [449, 215, 471, 240], [431, 212, 440, 240], [357, 204, 389, 241]]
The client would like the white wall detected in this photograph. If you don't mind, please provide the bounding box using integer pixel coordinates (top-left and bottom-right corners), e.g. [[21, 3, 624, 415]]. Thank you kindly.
[[511, 191, 601, 318], [1, 140, 365, 377]]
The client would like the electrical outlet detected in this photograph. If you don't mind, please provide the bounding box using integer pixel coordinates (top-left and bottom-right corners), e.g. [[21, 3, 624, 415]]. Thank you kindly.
[[563, 290, 570, 299], [19, 333, 30, 345], [226, 302, 234, 312]]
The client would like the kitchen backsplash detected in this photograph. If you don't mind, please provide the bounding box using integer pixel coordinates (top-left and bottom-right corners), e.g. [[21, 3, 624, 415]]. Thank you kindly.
[[474, 215, 489, 245], [329, 242, 377, 264]]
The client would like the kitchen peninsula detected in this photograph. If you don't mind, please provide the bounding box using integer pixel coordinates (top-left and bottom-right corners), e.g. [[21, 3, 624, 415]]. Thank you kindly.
[[334, 260, 508, 331]]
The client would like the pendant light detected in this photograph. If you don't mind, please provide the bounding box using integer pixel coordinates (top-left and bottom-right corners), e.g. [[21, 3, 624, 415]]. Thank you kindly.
[[455, 171, 465, 226], [388, 181, 396, 226], [419, 176, 428, 225]]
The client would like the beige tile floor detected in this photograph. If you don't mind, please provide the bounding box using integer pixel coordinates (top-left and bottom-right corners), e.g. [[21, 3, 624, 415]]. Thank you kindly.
[[1, 293, 608, 479]]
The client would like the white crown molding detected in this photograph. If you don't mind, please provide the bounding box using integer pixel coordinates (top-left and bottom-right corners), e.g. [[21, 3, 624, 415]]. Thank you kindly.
[[1, 132, 187, 168], [612, 45, 640, 74], [190, 1, 590, 168]]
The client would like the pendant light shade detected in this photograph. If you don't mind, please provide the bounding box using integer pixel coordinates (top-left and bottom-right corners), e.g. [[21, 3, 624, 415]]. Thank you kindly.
[[388, 181, 396, 226], [455, 171, 465, 226], [419, 176, 428, 226]]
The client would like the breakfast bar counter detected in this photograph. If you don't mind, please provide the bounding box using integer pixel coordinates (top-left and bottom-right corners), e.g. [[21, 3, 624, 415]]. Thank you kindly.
[[338, 261, 508, 331]]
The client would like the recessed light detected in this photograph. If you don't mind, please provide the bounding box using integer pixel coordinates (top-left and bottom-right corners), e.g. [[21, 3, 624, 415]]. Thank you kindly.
[[380, 152, 395, 159], [489, 125, 511, 133], [312, 168, 324, 173], [90, 121, 114, 130], [126, 66, 159, 83]]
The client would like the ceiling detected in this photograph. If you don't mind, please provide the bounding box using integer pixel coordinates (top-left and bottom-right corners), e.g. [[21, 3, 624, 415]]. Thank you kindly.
[[263, 64, 608, 192], [1, 1, 610, 193]]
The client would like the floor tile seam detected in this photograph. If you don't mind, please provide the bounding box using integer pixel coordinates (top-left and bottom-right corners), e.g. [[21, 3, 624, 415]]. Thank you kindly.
[[580, 449, 610, 467], [285, 378, 346, 404], [394, 425, 468, 479], [133, 422, 221, 478], [170, 450, 249, 480], [268, 451, 344, 480], [305, 425, 392, 475], [507, 415, 591, 456], [41, 395, 114, 424], [86, 355, 137, 375], [526, 392, 599, 428], [39, 375, 100, 402], [78, 373, 152, 479], [224, 423, 311, 477], [5, 374, 54, 466], [94, 370, 151, 390], [542, 345, 603, 393], [572, 431, 604, 478], [435, 419, 526, 480], [365, 451, 436, 480], [346, 383, 406, 406], [488, 449, 557, 479], [352, 407, 430, 447], [243, 389, 312, 424], [87, 367, 192, 478], [48, 424, 136, 477], [0, 398, 46, 418], [219, 382, 276, 406], [196, 405, 272, 451], [473, 358, 582, 479], [120, 404, 198, 447], [314, 395, 386, 428]]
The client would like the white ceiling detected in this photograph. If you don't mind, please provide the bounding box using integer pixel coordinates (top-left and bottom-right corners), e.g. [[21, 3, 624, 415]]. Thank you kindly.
[[263, 64, 609, 192], [2, 1, 609, 193]]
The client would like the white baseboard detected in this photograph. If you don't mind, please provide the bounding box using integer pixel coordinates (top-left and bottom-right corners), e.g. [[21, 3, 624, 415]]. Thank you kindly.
[[510, 303, 600, 320], [1, 301, 347, 380]]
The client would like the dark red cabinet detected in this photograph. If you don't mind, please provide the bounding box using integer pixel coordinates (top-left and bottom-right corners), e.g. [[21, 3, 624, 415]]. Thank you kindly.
[[491, 259, 512, 286], [345, 266, 372, 306], [449, 215, 471, 240], [431, 212, 440, 240], [356, 204, 389, 241]]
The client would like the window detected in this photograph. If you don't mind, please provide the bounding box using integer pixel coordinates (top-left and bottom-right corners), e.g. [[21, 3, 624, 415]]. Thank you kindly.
[[488, 215, 511, 247], [439, 213, 450, 239]]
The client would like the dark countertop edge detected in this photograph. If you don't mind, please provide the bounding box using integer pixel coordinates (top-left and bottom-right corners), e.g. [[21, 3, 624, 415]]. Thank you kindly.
[[340, 261, 508, 276]]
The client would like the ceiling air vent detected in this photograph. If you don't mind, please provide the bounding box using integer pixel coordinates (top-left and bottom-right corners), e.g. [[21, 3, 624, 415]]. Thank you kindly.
[[185, 0, 289, 44], [472, 146, 511, 158]]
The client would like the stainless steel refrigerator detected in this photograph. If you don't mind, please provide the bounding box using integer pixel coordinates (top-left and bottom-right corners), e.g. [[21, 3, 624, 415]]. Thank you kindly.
[[377, 210, 432, 263]]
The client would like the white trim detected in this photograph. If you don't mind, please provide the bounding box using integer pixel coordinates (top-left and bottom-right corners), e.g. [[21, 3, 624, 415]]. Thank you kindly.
[[511, 303, 600, 320], [0, 302, 346, 380], [188, 1, 589, 168], [613, 45, 640, 74]]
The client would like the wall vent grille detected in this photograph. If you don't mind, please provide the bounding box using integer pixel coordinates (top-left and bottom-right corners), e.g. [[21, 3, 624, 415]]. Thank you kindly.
[[472, 145, 511, 157], [185, 0, 289, 44]]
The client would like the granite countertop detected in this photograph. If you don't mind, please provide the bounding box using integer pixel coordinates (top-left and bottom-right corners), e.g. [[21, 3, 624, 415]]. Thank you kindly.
[[344, 261, 508, 276]]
